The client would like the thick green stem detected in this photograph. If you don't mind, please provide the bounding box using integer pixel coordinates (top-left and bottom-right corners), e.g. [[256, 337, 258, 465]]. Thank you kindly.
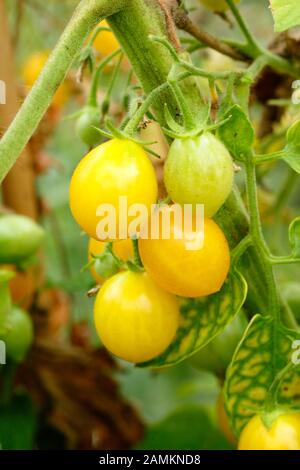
[[107, 0, 206, 124], [0, 0, 126, 182], [245, 154, 280, 321]]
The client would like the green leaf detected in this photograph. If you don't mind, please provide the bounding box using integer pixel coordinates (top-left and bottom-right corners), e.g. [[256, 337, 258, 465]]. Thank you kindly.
[[224, 315, 300, 437], [217, 105, 254, 161], [289, 217, 300, 258], [0, 393, 37, 449], [136, 406, 233, 450], [139, 268, 247, 368], [282, 150, 300, 173], [269, 0, 300, 32], [283, 120, 300, 173]]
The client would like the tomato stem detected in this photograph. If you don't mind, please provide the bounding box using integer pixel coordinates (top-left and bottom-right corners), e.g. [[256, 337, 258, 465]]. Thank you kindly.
[[88, 49, 122, 107], [245, 153, 281, 322], [131, 238, 143, 270], [225, 0, 260, 55]]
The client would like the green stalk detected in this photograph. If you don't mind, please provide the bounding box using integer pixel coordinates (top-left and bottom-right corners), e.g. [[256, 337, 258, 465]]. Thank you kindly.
[[0, 0, 127, 182], [245, 154, 280, 322], [87, 49, 122, 107]]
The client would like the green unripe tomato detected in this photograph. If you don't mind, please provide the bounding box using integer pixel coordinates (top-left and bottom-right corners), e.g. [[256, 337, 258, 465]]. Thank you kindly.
[[164, 133, 234, 217], [94, 251, 120, 280], [76, 106, 102, 147], [199, 0, 240, 13], [2, 307, 34, 362], [0, 215, 44, 264], [189, 311, 248, 374]]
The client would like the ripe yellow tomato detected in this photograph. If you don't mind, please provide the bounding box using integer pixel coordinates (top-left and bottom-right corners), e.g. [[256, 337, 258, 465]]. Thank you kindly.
[[238, 413, 300, 450], [216, 394, 237, 445], [88, 237, 133, 283], [69, 139, 158, 240], [94, 271, 180, 363], [21, 51, 70, 108], [139, 206, 230, 298], [90, 20, 119, 59], [199, 0, 240, 12]]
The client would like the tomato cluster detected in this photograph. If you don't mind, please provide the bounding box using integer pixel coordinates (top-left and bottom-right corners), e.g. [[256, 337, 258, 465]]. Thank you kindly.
[[69, 129, 233, 364]]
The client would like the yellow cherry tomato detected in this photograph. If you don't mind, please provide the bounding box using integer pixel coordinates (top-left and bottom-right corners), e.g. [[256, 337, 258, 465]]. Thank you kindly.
[[88, 237, 133, 283], [91, 20, 119, 59], [94, 270, 180, 363], [21, 51, 70, 108], [139, 206, 230, 298], [69, 139, 158, 240], [216, 394, 237, 446], [199, 0, 240, 13], [238, 413, 300, 450]]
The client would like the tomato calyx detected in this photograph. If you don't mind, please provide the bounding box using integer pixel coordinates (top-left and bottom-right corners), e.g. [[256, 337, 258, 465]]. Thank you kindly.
[[89, 242, 122, 280], [88, 239, 144, 283], [260, 408, 292, 431], [94, 118, 161, 159], [162, 102, 233, 140]]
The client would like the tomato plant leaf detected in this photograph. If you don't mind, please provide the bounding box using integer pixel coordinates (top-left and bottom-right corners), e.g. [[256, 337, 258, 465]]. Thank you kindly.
[[286, 119, 300, 147], [139, 267, 247, 368], [224, 315, 300, 437], [282, 120, 300, 173], [269, 0, 300, 32], [282, 151, 300, 174], [217, 105, 254, 161], [289, 217, 300, 258]]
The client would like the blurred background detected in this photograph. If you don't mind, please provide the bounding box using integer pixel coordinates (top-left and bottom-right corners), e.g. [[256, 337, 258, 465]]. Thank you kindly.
[[0, 0, 299, 450]]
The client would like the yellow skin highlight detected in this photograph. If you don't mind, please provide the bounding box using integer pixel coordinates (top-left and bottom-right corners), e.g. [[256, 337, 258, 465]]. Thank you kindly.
[[69, 139, 158, 240], [238, 413, 300, 450], [21, 51, 70, 108], [94, 271, 180, 363], [88, 237, 133, 283], [139, 207, 230, 298], [199, 0, 240, 13]]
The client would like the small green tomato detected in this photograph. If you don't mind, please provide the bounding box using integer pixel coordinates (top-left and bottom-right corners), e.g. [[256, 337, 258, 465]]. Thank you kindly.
[[164, 132, 234, 217]]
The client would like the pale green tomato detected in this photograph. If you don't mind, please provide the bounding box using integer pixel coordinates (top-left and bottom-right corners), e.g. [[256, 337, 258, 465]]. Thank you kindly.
[[164, 133, 234, 217]]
